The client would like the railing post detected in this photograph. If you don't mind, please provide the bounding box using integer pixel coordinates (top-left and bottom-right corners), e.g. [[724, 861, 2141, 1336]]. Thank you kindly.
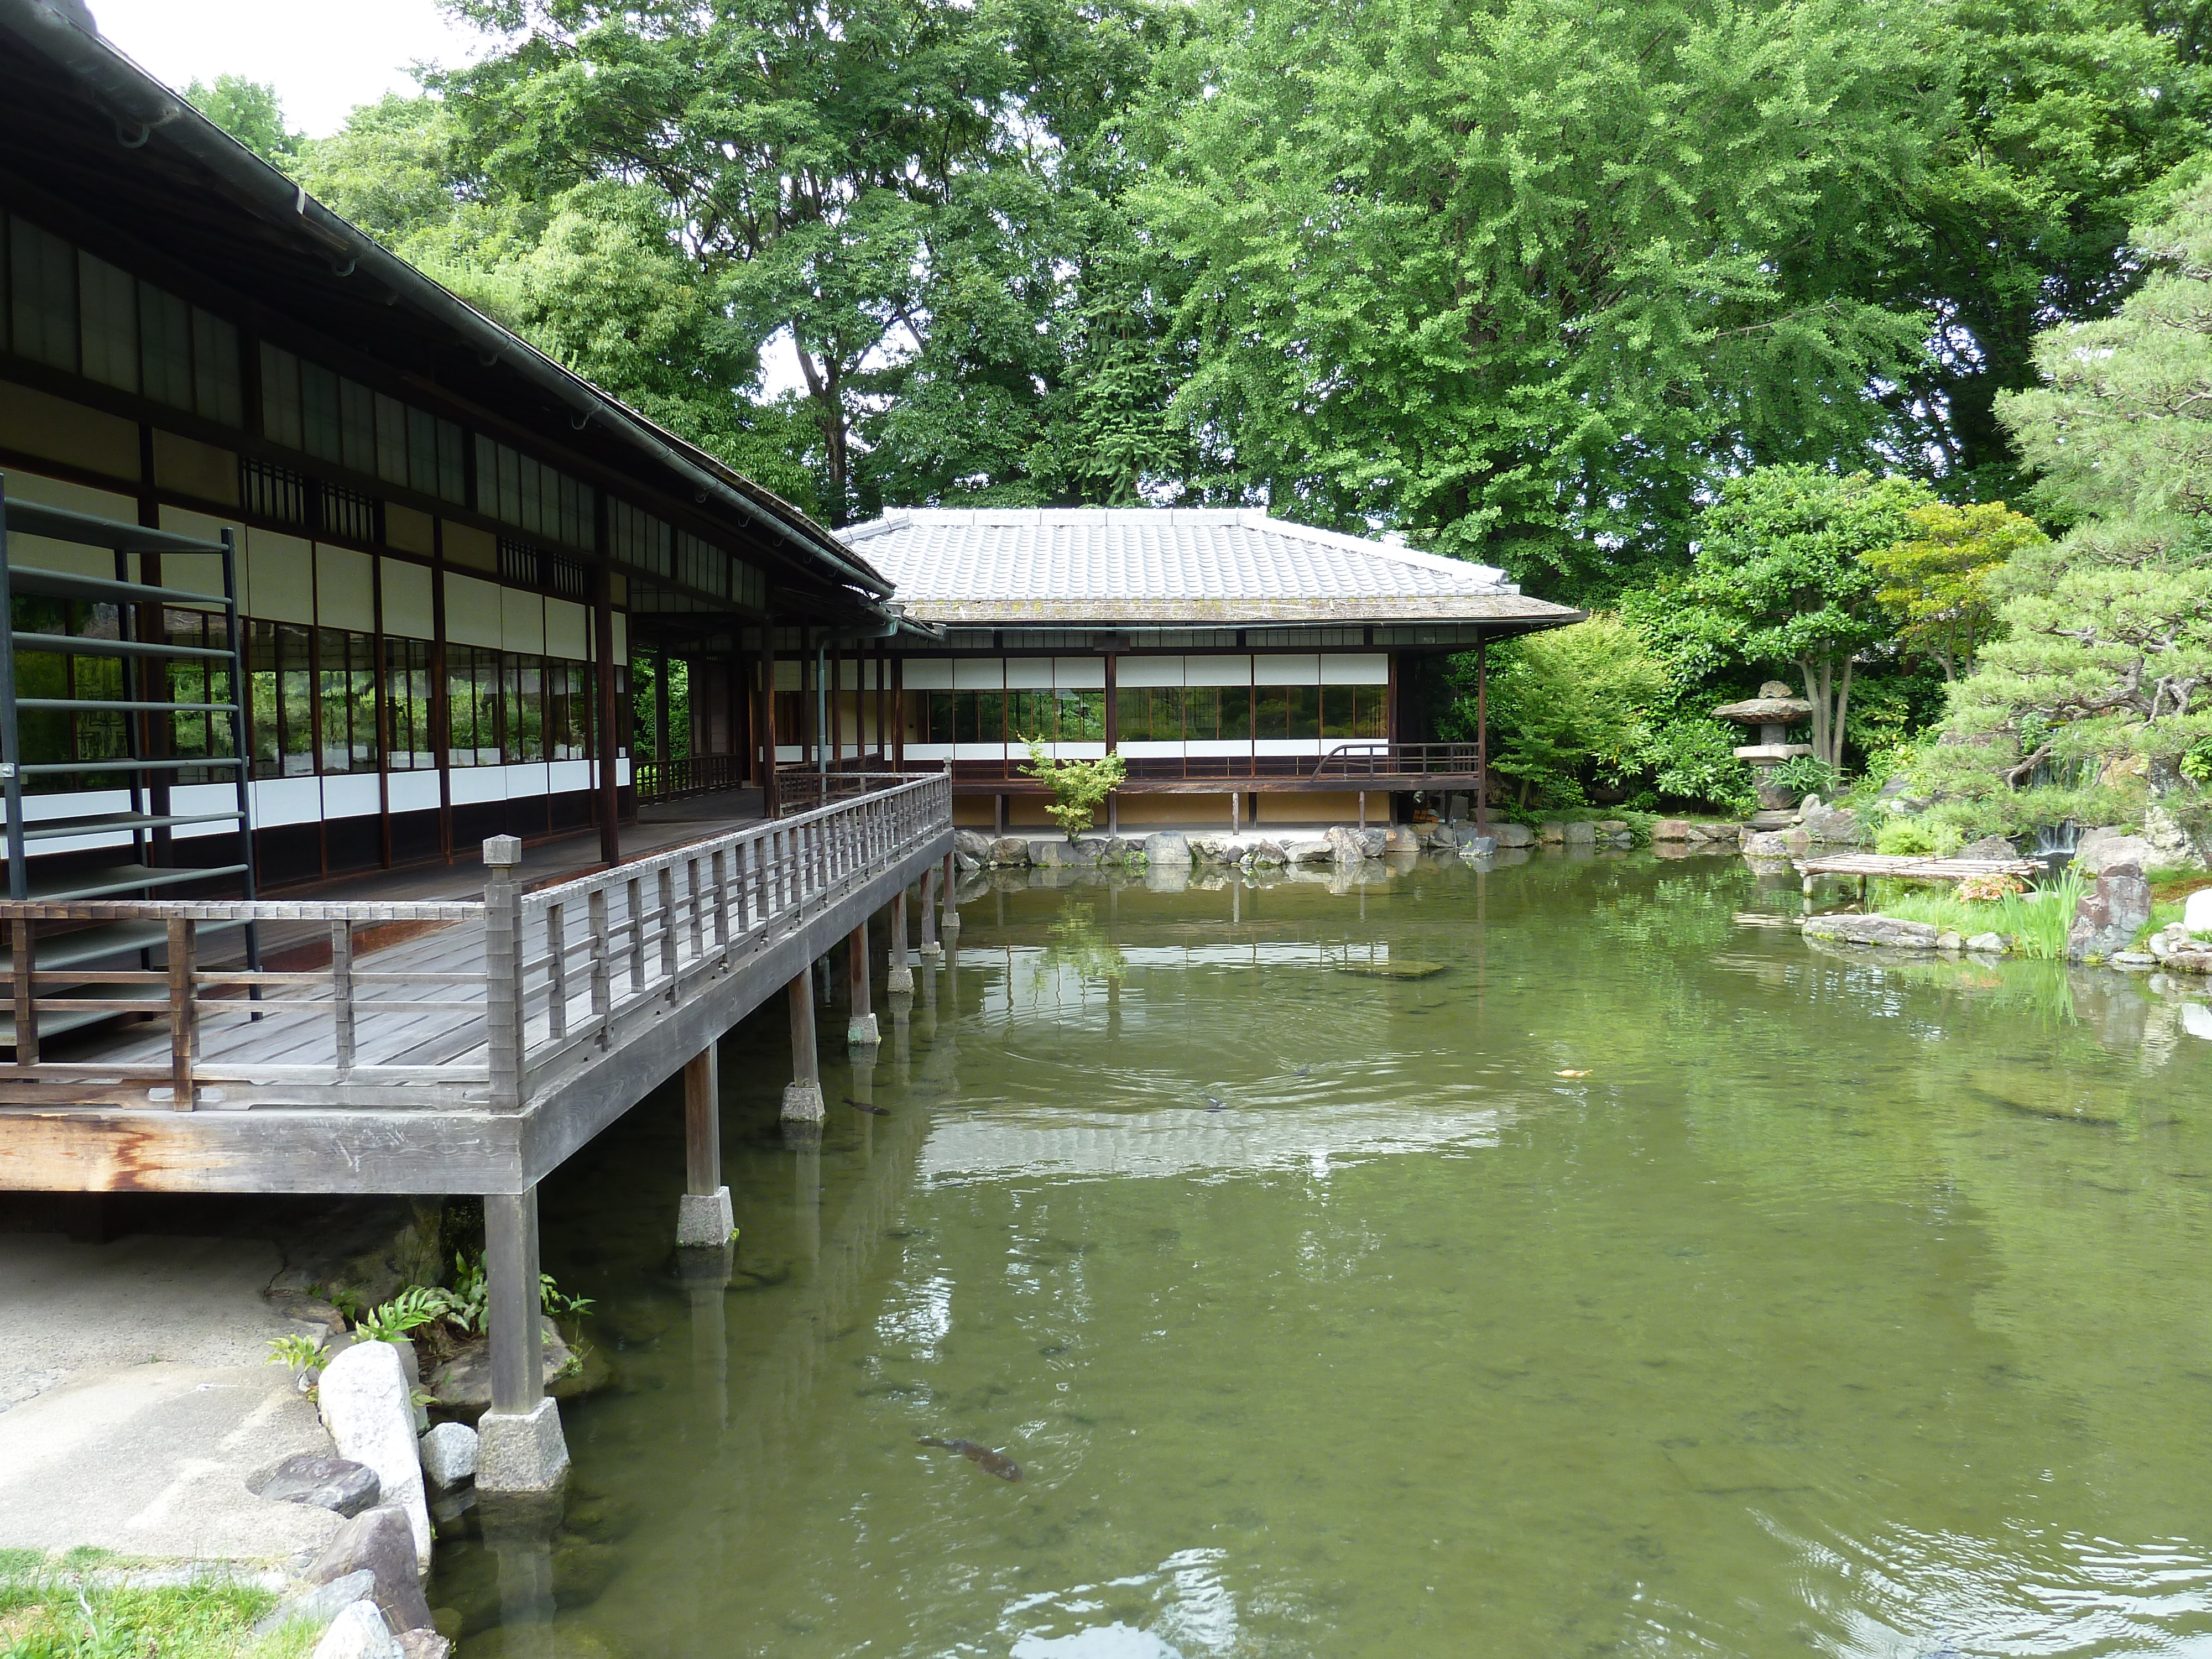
[[166, 917, 196, 1110], [658, 866, 678, 997], [626, 874, 645, 992], [330, 919, 356, 1076], [484, 835, 525, 1114], [9, 916, 36, 1067], [711, 848, 729, 958], [545, 902, 568, 1042], [588, 887, 611, 1048]]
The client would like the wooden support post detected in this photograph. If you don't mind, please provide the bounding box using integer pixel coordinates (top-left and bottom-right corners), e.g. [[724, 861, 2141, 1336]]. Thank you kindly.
[[1475, 634, 1489, 838], [887, 889, 913, 994], [477, 1186, 570, 1493], [10, 917, 37, 1067], [781, 966, 825, 1120], [994, 794, 1005, 836], [484, 836, 525, 1114], [166, 917, 196, 1110], [941, 850, 959, 939], [920, 864, 941, 959], [1232, 791, 1240, 836], [676, 1044, 733, 1246], [846, 919, 878, 1046], [593, 564, 621, 867], [330, 920, 356, 1076]]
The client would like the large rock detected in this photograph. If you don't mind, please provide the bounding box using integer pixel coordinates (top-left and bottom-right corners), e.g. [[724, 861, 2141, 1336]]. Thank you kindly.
[[1958, 833, 2020, 860], [312, 1600, 402, 1659], [1187, 836, 1231, 866], [1245, 840, 1287, 869], [305, 1504, 434, 1634], [988, 836, 1030, 867], [1537, 821, 1568, 844], [252, 1453, 381, 1519], [1459, 836, 1498, 859], [1742, 831, 1795, 858], [318, 1342, 430, 1568], [953, 830, 994, 862], [1029, 839, 1072, 867], [2074, 828, 2157, 875], [1965, 932, 2007, 954], [1651, 818, 1695, 842], [1383, 824, 1422, 855], [253, 1570, 377, 1638], [1802, 913, 1942, 950], [429, 1317, 573, 1419], [2184, 889, 2212, 934], [418, 1422, 478, 1490], [1802, 805, 1863, 844], [2068, 860, 2152, 960], [1491, 822, 1534, 848], [1141, 832, 1190, 868], [2162, 948, 2212, 974], [2145, 799, 2209, 870], [1284, 836, 1334, 866]]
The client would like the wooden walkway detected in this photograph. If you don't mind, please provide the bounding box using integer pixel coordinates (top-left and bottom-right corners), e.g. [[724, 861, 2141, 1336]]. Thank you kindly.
[[1794, 853, 2039, 883], [0, 774, 953, 1193]]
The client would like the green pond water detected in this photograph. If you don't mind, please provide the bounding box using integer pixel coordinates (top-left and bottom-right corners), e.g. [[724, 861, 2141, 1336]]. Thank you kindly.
[[432, 851, 2212, 1658]]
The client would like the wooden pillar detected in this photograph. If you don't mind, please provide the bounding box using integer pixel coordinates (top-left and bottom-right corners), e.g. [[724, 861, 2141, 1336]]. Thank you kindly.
[[994, 794, 1005, 835], [941, 850, 959, 939], [846, 920, 878, 1046], [477, 1186, 570, 1493], [887, 889, 914, 994], [1475, 634, 1488, 837], [759, 619, 780, 819], [653, 648, 671, 783], [781, 967, 825, 1119], [676, 1044, 732, 1246], [920, 864, 941, 959]]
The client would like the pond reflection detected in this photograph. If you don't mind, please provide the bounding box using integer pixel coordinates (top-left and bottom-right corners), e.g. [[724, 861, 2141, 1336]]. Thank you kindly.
[[432, 851, 2212, 1658]]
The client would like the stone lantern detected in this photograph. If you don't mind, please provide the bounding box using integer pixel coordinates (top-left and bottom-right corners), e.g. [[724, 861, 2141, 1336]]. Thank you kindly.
[[1714, 681, 1814, 818]]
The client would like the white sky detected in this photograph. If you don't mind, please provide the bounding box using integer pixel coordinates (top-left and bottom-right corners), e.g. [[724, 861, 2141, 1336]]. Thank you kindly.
[[86, 0, 489, 138]]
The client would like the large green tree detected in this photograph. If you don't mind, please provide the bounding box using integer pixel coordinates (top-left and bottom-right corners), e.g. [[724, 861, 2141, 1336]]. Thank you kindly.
[[1135, 0, 1941, 597], [1682, 467, 1935, 768], [424, 0, 1170, 523], [183, 75, 301, 168], [1875, 0, 2211, 500], [1927, 179, 2212, 832]]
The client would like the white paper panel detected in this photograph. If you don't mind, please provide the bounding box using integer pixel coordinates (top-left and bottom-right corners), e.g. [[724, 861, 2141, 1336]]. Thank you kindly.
[[247, 528, 314, 624], [1004, 657, 1054, 689], [545, 598, 589, 661], [1183, 655, 1251, 687], [316, 545, 374, 629], [381, 559, 434, 640], [1319, 652, 1389, 685], [1254, 654, 1321, 686], [445, 574, 502, 648], [388, 771, 441, 813], [502, 587, 545, 655], [1054, 656, 1106, 688], [321, 774, 380, 819], [901, 657, 953, 690], [953, 658, 1004, 690], [1116, 656, 1182, 687]]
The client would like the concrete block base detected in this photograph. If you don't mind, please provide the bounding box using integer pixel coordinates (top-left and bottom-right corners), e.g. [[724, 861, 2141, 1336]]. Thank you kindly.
[[920, 942, 943, 960], [476, 1399, 570, 1495], [886, 966, 914, 994], [780, 1080, 826, 1122], [846, 1013, 880, 1047], [676, 1186, 734, 1248], [942, 913, 961, 935]]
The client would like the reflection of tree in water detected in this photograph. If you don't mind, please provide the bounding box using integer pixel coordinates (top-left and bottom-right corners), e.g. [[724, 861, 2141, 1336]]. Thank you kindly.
[[1041, 901, 1127, 986]]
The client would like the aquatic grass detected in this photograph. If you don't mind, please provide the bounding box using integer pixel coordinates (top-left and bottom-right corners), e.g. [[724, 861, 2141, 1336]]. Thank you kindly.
[[0, 1570, 295, 1659], [1872, 871, 2085, 959]]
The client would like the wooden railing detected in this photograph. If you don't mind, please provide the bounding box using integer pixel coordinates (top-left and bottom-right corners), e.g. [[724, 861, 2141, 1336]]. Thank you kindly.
[[1311, 742, 1484, 780], [510, 770, 946, 1105], [774, 767, 914, 817], [0, 770, 952, 1112], [633, 752, 745, 803]]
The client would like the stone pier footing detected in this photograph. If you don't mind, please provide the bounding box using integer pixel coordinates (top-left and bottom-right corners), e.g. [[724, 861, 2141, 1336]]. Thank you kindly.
[[676, 1186, 734, 1248], [780, 1081, 826, 1121], [475, 1399, 570, 1494], [846, 1013, 880, 1047]]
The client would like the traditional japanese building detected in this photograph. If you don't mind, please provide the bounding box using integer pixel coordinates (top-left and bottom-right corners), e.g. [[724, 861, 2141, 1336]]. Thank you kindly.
[[0, 0, 894, 908], [833, 508, 1582, 830]]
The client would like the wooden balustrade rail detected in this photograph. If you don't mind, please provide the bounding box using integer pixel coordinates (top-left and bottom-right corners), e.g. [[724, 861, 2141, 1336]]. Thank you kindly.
[[0, 770, 952, 1114]]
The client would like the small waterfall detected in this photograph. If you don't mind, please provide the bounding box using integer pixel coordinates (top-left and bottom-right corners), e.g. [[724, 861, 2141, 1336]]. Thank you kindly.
[[2024, 819, 2080, 878]]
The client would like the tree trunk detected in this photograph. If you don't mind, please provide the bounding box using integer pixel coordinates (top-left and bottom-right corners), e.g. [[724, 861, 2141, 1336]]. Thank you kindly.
[[1831, 659, 1853, 770]]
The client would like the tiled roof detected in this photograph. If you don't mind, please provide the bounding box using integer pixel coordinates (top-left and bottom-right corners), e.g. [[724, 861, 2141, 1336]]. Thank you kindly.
[[835, 508, 1581, 627]]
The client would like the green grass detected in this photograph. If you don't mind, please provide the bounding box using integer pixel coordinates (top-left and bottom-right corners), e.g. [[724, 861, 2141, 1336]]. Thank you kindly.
[[1872, 872, 2086, 960], [0, 1570, 310, 1659]]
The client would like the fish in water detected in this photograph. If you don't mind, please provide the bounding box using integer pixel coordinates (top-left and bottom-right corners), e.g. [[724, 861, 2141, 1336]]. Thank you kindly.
[[1204, 1092, 1230, 1112], [1293, 1064, 1311, 1078], [918, 1436, 1022, 1482], [1555, 1070, 1590, 1079], [842, 1096, 890, 1115]]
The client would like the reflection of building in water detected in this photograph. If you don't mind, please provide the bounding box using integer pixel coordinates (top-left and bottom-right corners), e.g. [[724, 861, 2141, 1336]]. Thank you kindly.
[[920, 1104, 1502, 1187]]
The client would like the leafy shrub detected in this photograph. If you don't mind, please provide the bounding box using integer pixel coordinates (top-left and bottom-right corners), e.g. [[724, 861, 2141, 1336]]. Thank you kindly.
[[1767, 754, 1839, 799], [1957, 871, 2025, 902], [1875, 815, 1964, 856], [1020, 738, 1125, 841]]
